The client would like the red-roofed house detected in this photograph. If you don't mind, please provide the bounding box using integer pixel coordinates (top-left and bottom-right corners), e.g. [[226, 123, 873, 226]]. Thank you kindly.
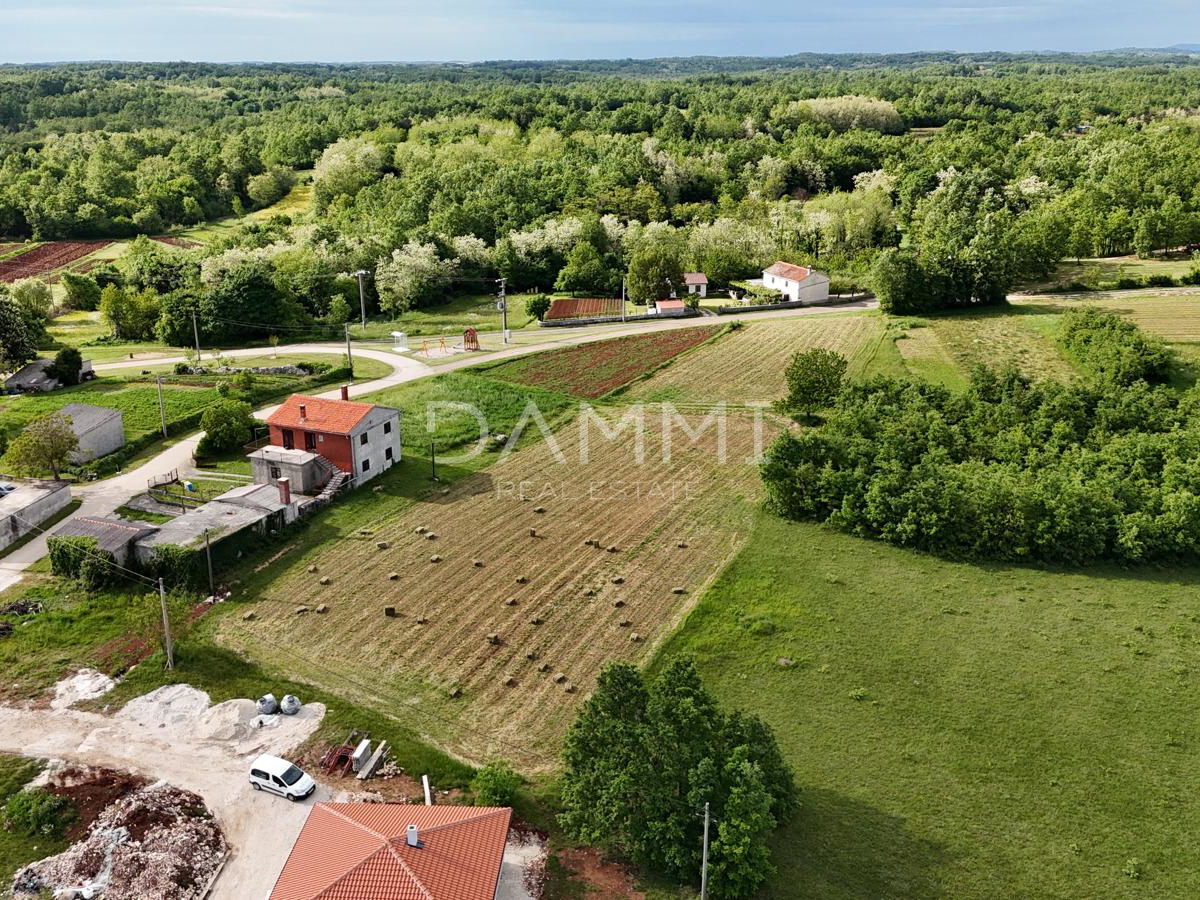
[[654, 299, 687, 316], [682, 272, 708, 298], [265, 391, 401, 485], [269, 803, 512, 900], [762, 261, 830, 304]]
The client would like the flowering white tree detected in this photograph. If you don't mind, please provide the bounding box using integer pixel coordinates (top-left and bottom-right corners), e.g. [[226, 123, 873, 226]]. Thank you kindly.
[[375, 241, 459, 313]]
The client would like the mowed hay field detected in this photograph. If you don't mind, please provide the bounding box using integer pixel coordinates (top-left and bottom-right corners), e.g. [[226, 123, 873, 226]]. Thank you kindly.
[[1016, 293, 1200, 345], [627, 314, 887, 408], [922, 306, 1077, 381], [225, 408, 766, 769]]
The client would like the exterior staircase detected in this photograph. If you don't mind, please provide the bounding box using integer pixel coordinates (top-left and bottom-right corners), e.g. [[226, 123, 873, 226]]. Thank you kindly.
[[312, 454, 351, 506]]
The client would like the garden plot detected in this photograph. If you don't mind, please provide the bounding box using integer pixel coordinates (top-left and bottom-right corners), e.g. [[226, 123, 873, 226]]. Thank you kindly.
[[226, 407, 767, 770], [627, 314, 882, 408]]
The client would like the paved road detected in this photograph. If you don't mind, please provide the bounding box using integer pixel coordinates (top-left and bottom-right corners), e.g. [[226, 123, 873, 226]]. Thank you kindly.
[[0, 301, 876, 593]]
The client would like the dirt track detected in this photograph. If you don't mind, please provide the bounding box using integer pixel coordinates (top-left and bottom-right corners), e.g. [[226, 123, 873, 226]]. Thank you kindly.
[[0, 693, 325, 900]]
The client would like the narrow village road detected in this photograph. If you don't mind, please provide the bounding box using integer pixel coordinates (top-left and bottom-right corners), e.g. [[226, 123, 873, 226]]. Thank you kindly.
[[0, 300, 877, 593]]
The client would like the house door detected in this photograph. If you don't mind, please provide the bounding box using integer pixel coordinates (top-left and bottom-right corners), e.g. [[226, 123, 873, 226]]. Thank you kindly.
[[282, 429, 294, 450], [304, 432, 317, 452]]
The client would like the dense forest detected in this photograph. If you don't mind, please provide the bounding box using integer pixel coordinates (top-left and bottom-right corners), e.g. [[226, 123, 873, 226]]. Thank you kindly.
[[3, 54, 1200, 342]]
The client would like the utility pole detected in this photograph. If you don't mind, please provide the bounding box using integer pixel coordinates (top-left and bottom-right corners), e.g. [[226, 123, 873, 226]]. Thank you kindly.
[[354, 269, 369, 328], [344, 324, 354, 383], [204, 528, 214, 596], [191, 309, 201, 360], [430, 440, 437, 481], [156, 376, 168, 438], [496, 277, 509, 344], [158, 577, 175, 670], [700, 801, 711, 900], [621, 277, 627, 323]]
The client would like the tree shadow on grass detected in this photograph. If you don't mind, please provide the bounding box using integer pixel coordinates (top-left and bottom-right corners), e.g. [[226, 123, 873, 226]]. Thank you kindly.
[[764, 787, 952, 900]]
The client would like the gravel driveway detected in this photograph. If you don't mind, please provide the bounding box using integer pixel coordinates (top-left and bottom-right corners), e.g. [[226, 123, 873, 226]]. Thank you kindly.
[[0, 686, 326, 900]]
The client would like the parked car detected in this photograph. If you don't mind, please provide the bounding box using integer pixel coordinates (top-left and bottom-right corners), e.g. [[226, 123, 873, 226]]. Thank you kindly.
[[0, 484, 16, 497], [249, 754, 316, 801]]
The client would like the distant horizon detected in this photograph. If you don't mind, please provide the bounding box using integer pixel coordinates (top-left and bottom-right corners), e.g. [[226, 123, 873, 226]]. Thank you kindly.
[[2, 0, 1198, 65]]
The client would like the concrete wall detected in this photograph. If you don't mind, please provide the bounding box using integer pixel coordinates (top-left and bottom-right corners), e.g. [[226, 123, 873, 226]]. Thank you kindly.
[[350, 407, 402, 484], [71, 414, 125, 463], [251, 454, 323, 494], [0, 481, 72, 554]]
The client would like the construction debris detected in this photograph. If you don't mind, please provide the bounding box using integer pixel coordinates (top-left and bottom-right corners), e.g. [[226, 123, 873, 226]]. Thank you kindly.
[[357, 740, 390, 779], [11, 783, 227, 900], [50, 669, 116, 710]]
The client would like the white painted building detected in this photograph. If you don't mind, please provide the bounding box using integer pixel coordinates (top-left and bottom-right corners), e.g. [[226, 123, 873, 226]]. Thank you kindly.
[[762, 261, 831, 304], [59, 404, 125, 463], [682, 272, 708, 298]]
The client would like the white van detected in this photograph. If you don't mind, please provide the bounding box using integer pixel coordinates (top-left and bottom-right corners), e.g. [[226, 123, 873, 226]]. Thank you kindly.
[[248, 754, 316, 801]]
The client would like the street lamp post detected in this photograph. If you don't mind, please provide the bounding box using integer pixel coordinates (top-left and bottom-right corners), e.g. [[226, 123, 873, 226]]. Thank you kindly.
[[353, 269, 370, 329]]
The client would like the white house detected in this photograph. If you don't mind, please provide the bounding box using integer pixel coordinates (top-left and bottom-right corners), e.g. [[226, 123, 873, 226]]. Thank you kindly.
[[762, 261, 831, 304], [682, 272, 708, 298]]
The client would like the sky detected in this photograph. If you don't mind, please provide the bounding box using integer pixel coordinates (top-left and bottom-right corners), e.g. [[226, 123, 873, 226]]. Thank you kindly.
[[1, 0, 1198, 63]]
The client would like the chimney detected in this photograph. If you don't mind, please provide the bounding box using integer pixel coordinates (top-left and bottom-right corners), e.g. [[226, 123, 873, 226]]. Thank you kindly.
[[298, 403, 307, 422], [277, 477, 291, 506], [340, 384, 349, 401], [406, 824, 421, 848]]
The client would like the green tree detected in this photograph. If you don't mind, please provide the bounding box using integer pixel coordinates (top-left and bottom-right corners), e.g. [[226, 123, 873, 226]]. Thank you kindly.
[[470, 761, 522, 807], [61, 272, 102, 311], [0, 292, 36, 374], [5, 413, 79, 479], [784, 347, 848, 417], [200, 261, 300, 342], [627, 237, 684, 305], [525, 294, 552, 321], [47, 346, 83, 386], [555, 241, 618, 295], [707, 753, 776, 900], [197, 399, 255, 455]]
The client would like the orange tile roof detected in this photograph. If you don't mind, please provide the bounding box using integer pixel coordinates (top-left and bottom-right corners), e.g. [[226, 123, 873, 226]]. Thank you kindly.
[[656, 299, 686, 310], [269, 803, 512, 900], [267, 395, 375, 435], [682, 272, 708, 285], [764, 261, 812, 282]]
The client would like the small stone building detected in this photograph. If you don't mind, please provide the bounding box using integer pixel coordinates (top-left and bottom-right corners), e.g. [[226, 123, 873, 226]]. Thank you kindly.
[[59, 404, 125, 463], [248, 447, 327, 495]]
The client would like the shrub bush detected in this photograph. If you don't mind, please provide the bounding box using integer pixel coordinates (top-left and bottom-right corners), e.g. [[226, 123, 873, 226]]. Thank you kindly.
[[1057, 306, 1171, 384], [470, 761, 522, 807], [2, 788, 76, 838]]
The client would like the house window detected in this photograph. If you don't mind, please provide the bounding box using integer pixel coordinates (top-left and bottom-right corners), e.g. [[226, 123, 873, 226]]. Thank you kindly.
[[385, 447, 393, 461], [361, 459, 370, 472], [383, 421, 392, 435], [269, 465, 281, 479], [305, 432, 317, 451], [282, 429, 294, 450], [360, 432, 369, 446]]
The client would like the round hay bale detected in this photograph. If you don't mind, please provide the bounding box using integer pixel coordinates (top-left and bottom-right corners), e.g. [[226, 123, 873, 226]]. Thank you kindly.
[[677, 540, 689, 548], [552, 672, 567, 684], [528, 527, 538, 537], [611, 576, 624, 585], [607, 545, 619, 553], [426, 532, 438, 541], [416, 616, 428, 625], [242, 611, 257, 621], [530, 617, 544, 626], [618, 618, 631, 627], [307, 564, 318, 574], [376, 541, 389, 550], [316, 604, 328, 614], [538, 663, 551, 673], [440, 488, 450, 495], [294, 604, 309, 614], [430, 554, 442, 563], [526, 649, 540, 660], [533, 506, 545, 514], [449, 685, 462, 699], [777, 657, 795, 668], [613, 599, 625, 608], [630, 632, 643, 643], [388, 572, 399, 580], [319, 576, 331, 585], [584, 588, 596, 598], [473, 559, 484, 567], [503, 675, 517, 687], [672, 586, 686, 595], [504, 598, 518, 606], [487, 632, 502, 645], [563, 682, 576, 694], [415, 525, 427, 534]]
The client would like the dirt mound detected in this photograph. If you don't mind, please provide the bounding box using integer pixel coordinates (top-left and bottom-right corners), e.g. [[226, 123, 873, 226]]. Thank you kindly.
[[117, 684, 211, 730], [12, 782, 227, 900], [45, 766, 149, 841], [195, 698, 258, 742], [50, 669, 116, 710]]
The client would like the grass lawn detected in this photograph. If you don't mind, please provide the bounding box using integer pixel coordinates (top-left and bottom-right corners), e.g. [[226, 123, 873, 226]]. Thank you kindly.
[[1022, 254, 1197, 292], [655, 511, 1200, 898], [353, 293, 539, 339], [176, 178, 314, 243], [102, 352, 392, 381], [0, 755, 69, 886]]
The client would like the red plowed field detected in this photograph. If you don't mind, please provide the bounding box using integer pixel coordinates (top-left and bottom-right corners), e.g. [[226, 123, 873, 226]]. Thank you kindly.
[[0, 241, 109, 282], [545, 297, 623, 320]]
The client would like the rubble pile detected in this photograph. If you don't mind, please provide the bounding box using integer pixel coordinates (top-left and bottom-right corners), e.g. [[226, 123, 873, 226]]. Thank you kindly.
[[12, 783, 227, 900]]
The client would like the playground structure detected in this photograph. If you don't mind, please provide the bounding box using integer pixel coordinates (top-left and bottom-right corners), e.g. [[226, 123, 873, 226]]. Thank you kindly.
[[416, 329, 484, 358]]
